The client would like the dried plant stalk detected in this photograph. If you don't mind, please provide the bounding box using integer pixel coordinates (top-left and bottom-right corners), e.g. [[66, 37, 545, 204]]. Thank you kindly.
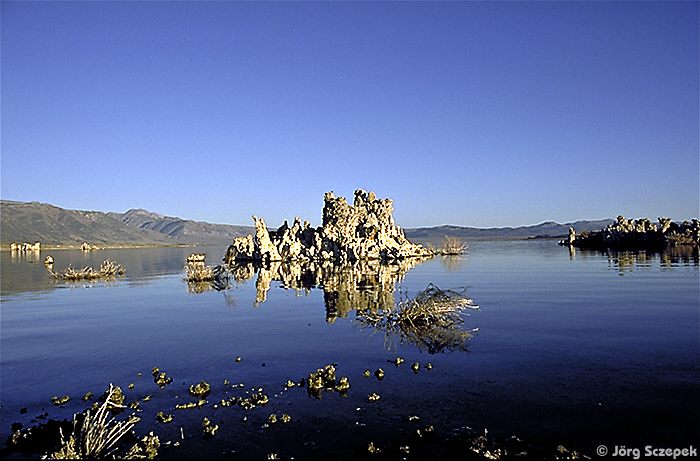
[[356, 283, 478, 353], [49, 260, 124, 281], [47, 384, 136, 459], [438, 236, 469, 255]]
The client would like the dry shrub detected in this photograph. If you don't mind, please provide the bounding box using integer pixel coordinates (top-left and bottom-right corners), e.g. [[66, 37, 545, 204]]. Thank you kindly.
[[356, 283, 478, 353], [439, 236, 469, 255], [49, 261, 124, 281], [47, 385, 138, 459]]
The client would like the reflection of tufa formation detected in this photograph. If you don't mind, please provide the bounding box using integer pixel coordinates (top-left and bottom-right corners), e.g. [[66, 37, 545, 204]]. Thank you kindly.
[[230, 258, 421, 317], [224, 190, 432, 264]]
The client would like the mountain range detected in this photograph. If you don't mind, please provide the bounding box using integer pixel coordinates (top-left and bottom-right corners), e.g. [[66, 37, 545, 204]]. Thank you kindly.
[[1, 200, 252, 247], [404, 220, 614, 242], [1, 199, 613, 247]]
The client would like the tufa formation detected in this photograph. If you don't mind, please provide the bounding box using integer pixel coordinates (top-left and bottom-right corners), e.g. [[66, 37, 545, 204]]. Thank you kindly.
[[224, 190, 432, 264], [560, 215, 699, 250]]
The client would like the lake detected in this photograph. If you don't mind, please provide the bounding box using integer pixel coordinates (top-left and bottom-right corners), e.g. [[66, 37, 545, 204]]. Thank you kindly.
[[1, 240, 698, 458]]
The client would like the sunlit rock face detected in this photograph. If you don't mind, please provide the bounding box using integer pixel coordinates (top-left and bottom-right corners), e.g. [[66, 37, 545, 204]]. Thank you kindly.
[[223, 189, 432, 264]]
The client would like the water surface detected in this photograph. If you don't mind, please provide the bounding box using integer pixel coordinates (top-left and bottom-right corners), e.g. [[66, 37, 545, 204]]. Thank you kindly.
[[1, 241, 698, 458]]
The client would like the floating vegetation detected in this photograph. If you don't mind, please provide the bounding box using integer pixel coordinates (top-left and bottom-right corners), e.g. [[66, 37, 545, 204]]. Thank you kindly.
[[51, 396, 70, 406], [184, 263, 232, 292], [125, 432, 160, 459], [264, 413, 292, 428], [218, 389, 270, 410], [336, 377, 350, 392], [201, 418, 218, 439], [189, 381, 211, 398], [45, 384, 148, 459], [151, 367, 173, 388], [155, 412, 173, 424], [174, 400, 207, 410], [355, 283, 479, 354], [306, 364, 350, 399], [99, 386, 125, 410], [2, 372, 595, 460], [238, 391, 269, 410], [218, 396, 237, 408], [48, 260, 125, 281]]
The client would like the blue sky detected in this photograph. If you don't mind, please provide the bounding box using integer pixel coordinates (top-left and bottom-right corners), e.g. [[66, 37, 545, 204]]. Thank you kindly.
[[2, 1, 698, 228]]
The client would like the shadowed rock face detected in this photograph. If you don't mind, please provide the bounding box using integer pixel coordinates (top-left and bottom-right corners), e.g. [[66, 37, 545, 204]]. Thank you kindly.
[[223, 190, 432, 264], [560, 215, 700, 250]]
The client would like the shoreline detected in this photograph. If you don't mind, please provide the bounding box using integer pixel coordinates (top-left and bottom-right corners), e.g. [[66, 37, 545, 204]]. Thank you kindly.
[[0, 243, 218, 252]]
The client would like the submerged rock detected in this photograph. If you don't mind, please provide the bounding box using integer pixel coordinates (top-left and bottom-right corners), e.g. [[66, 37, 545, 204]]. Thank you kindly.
[[223, 190, 432, 265]]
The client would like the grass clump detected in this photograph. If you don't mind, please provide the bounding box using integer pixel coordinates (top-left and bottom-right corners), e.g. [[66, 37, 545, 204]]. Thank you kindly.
[[49, 260, 124, 281], [45, 384, 149, 459], [426, 236, 469, 256], [356, 283, 478, 353], [184, 264, 232, 292], [438, 236, 469, 255]]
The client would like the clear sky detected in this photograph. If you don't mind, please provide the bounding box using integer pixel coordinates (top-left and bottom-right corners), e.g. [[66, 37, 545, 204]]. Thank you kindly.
[[2, 1, 698, 229]]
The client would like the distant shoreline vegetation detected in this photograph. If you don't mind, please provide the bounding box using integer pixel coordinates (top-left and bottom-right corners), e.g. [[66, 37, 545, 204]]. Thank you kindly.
[[559, 216, 699, 250]]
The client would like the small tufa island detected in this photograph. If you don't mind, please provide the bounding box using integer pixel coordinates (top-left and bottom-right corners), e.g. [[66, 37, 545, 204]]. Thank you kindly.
[[223, 189, 433, 265], [560, 215, 699, 250]]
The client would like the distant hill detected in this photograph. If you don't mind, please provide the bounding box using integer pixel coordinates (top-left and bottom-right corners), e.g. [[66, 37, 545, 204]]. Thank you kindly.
[[403, 220, 614, 242], [1, 199, 613, 248], [1, 200, 252, 247], [106, 208, 252, 243]]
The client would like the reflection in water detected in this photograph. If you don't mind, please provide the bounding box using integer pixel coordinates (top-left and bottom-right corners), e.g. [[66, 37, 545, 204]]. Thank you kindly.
[[215, 258, 481, 354], [438, 254, 468, 272], [186, 282, 236, 308], [48, 278, 120, 290], [570, 245, 699, 271], [355, 283, 479, 354], [227, 258, 424, 318], [185, 258, 426, 317], [10, 249, 42, 263]]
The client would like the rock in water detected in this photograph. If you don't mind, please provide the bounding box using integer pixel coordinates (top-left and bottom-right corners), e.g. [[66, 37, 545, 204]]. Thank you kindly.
[[224, 189, 432, 264]]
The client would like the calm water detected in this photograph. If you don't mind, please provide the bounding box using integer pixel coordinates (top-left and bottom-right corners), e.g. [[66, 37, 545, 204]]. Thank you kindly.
[[1, 241, 698, 458]]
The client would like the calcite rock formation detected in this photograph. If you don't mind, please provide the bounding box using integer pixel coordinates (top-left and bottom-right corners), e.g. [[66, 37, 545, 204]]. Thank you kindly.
[[560, 215, 700, 249], [223, 190, 432, 264]]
